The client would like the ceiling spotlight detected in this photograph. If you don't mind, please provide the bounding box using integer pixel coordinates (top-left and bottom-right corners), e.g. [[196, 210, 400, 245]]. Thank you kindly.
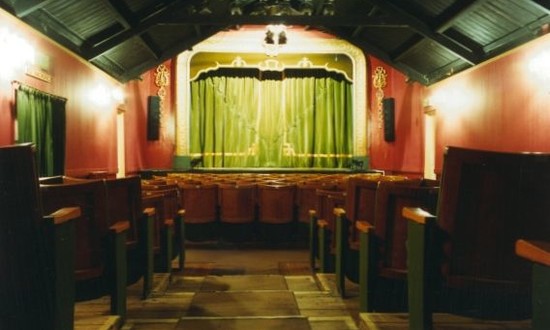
[[301, 0, 314, 15], [322, 0, 335, 16], [230, 0, 242, 15], [264, 24, 287, 56]]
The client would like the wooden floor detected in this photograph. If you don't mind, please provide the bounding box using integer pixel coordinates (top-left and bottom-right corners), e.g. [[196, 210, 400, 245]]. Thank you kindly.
[[74, 243, 533, 330]]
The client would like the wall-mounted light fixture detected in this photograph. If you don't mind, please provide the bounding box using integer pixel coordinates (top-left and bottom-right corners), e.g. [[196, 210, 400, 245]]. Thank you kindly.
[[528, 50, 550, 86], [423, 97, 436, 116], [89, 84, 125, 109], [0, 28, 35, 80], [264, 24, 287, 57]]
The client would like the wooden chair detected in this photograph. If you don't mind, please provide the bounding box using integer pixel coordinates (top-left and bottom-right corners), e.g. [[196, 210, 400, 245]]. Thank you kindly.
[[515, 239, 550, 330], [179, 183, 218, 241], [353, 181, 438, 310], [142, 181, 185, 271], [142, 192, 170, 273], [104, 176, 154, 299], [40, 176, 129, 322], [310, 188, 347, 272], [0, 144, 81, 330], [218, 183, 257, 242], [403, 146, 550, 329], [332, 175, 412, 292], [296, 180, 336, 242], [257, 183, 297, 242]]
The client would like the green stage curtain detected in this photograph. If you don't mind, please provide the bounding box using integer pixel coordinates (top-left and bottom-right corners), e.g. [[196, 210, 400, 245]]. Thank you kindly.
[[190, 70, 352, 168], [16, 86, 66, 176]]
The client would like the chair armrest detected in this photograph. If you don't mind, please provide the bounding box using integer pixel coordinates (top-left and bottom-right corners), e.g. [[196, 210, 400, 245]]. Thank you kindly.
[[402, 207, 436, 225], [516, 239, 550, 267], [45, 206, 81, 225], [355, 220, 374, 233], [334, 207, 345, 217], [143, 207, 156, 217], [109, 221, 130, 234], [318, 219, 329, 228]]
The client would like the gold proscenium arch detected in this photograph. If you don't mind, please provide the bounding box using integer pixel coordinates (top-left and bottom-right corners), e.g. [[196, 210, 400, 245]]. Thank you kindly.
[[174, 26, 367, 169]]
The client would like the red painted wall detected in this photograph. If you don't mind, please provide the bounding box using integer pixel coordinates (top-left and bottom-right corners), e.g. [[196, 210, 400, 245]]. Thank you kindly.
[[0, 9, 175, 177], [124, 60, 176, 174], [8, 3, 550, 178], [0, 9, 120, 177], [367, 57, 425, 176], [428, 33, 550, 172]]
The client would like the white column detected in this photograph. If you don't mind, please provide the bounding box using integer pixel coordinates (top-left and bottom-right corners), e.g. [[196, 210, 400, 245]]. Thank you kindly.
[[423, 107, 436, 179], [116, 107, 126, 178]]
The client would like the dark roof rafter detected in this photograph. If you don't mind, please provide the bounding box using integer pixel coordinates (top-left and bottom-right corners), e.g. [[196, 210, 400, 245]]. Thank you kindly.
[[83, 0, 188, 60], [364, 0, 483, 65], [99, 0, 161, 59]]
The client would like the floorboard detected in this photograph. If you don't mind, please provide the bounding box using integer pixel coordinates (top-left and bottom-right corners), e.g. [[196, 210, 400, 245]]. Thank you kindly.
[[75, 244, 533, 329]]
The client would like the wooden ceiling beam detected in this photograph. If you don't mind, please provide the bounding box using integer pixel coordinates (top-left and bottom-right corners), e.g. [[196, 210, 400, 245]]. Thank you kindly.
[[83, 0, 188, 60], [159, 14, 406, 27], [364, 0, 481, 65]]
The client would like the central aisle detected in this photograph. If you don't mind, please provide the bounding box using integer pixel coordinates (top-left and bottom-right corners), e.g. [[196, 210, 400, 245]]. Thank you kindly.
[[75, 245, 361, 329]]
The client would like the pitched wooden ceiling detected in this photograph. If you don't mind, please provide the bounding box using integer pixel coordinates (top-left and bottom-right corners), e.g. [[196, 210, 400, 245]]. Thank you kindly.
[[2, 0, 550, 85]]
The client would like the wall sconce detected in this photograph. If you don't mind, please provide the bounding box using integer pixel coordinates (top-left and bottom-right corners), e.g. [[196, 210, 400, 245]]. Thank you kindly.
[[423, 97, 436, 116], [89, 84, 125, 109], [528, 50, 550, 85], [264, 24, 287, 57], [0, 28, 35, 80]]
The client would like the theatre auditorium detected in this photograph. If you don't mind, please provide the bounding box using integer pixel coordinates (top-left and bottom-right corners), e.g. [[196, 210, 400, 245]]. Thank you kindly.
[[2, 1, 550, 329]]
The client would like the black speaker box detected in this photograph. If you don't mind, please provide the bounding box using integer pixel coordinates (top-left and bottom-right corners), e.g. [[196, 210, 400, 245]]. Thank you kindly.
[[382, 98, 395, 142], [147, 96, 160, 141]]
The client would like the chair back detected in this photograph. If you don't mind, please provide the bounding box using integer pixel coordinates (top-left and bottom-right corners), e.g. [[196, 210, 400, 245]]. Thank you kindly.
[[437, 146, 550, 286], [296, 181, 336, 223], [179, 183, 218, 223], [374, 182, 439, 276], [257, 183, 297, 224], [40, 178, 108, 279], [0, 144, 55, 328], [218, 183, 257, 224], [103, 176, 142, 248]]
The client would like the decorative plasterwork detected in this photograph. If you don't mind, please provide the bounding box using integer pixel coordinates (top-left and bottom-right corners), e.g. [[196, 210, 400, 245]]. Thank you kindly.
[[176, 28, 367, 158], [372, 66, 387, 129], [154, 63, 170, 137], [190, 56, 353, 82]]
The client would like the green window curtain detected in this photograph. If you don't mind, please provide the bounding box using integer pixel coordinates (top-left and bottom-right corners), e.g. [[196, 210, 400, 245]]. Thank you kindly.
[[16, 86, 66, 176], [190, 69, 352, 169]]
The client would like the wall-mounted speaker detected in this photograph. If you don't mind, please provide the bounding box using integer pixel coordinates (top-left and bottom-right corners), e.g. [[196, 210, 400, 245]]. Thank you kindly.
[[147, 95, 160, 141], [382, 97, 395, 142]]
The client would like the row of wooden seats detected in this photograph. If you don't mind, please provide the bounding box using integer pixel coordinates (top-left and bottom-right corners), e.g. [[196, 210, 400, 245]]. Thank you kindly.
[[143, 173, 372, 242], [310, 175, 439, 280], [140, 182, 185, 272], [400, 146, 550, 328], [315, 146, 550, 329], [36, 174, 184, 327]]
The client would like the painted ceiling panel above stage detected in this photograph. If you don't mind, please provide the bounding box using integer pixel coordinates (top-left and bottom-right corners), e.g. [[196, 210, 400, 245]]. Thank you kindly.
[[2, 0, 550, 85]]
